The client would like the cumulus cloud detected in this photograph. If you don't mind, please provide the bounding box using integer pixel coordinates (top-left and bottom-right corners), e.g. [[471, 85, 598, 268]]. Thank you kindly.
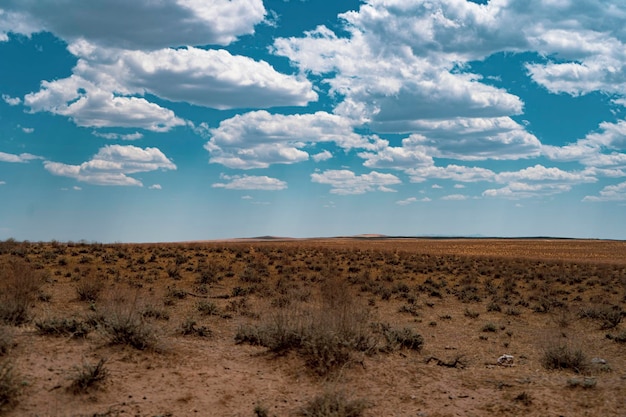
[[407, 164, 496, 183], [62, 43, 317, 110], [482, 165, 597, 199], [311, 169, 401, 195], [441, 194, 468, 201], [212, 174, 287, 190], [583, 181, 626, 202], [1, 94, 20, 106], [149, 184, 162, 190], [93, 131, 144, 141], [24, 76, 186, 132], [359, 135, 433, 169], [205, 111, 372, 169], [312, 150, 333, 162], [0, 0, 266, 49], [495, 165, 596, 184], [483, 182, 573, 199], [272, 0, 626, 166], [0, 152, 42, 163], [396, 196, 431, 205], [44, 144, 176, 186]]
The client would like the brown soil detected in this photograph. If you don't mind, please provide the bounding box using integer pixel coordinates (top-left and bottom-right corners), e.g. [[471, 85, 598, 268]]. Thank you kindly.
[[1, 238, 625, 416]]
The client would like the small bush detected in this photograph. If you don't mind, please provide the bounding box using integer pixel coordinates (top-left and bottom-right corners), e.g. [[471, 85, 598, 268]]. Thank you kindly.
[[299, 391, 367, 417], [68, 358, 108, 394], [542, 344, 587, 373], [179, 318, 212, 338], [196, 301, 220, 316], [0, 359, 19, 412], [578, 305, 623, 330], [0, 327, 13, 356], [482, 323, 497, 332], [513, 391, 532, 406], [98, 293, 159, 351], [254, 404, 270, 417], [0, 259, 44, 325], [75, 274, 104, 302], [464, 308, 480, 319], [566, 377, 596, 389], [609, 330, 626, 343], [35, 317, 91, 338], [382, 326, 424, 351]]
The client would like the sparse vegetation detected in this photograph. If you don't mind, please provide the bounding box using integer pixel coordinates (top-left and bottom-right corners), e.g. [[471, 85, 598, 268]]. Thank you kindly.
[[97, 293, 160, 350], [0, 239, 624, 415], [68, 358, 108, 394], [0, 359, 19, 412], [0, 259, 44, 325], [299, 390, 367, 417], [35, 316, 91, 338], [542, 344, 588, 373]]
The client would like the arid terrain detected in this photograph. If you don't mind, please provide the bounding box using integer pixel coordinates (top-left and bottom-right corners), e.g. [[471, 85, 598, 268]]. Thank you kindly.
[[1, 238, 625, 416]]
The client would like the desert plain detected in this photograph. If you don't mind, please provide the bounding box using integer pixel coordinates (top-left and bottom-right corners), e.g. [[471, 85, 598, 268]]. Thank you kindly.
[[0, 238, 625, 416]]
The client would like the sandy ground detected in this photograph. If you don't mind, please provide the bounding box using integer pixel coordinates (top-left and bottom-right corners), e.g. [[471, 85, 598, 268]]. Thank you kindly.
[[0, 239, 625, 416]]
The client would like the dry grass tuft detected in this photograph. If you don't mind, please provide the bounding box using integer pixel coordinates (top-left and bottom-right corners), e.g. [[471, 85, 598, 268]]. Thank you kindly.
[[0, 259, 45, 325], [68, 358, 108, 394], [299, 390, 367, 417], [0, 359, 19, 412]]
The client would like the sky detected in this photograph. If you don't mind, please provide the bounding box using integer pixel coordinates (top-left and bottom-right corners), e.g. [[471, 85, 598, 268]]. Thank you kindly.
[[1, 0, 626, 242]]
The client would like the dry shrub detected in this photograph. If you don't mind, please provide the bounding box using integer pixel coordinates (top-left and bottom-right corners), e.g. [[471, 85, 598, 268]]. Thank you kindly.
[[35, 316, 91, 338], [0, 259, 45, 325], [0, 327, 13, 356], [96, 290, 160, 351], [75, 272, 105, 302], [0, 359, 19, 412], [299, 390, 367, 417], [578, 305, 623, 330], [68, 358, 108, 394], [541, 343, 587, 373], [236, 276, 377, 375]]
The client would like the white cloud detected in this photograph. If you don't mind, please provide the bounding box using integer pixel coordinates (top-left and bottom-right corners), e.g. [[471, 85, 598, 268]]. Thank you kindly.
[[432, 184, 442, 189], [1, 94, 20, 106], [402, 117, 541, 161], [454, 184, 465, 189], [44, 144, 176, 186], [212, 174, 287, 191], [441, 194, 468, 201], [241, 195, 253, 200], [483, 182, 573, 199], [359, 135, 433, 169], [495, 165, 596, 184], [312, 150, 333, 162], [0, 152, 42, 163], [21, 31, 316, 133], [72, 186, 82, 191], [21, 127, 34, 134], [149, 184, 162, 190], [24, 76, 187, 132], [396, 197, 418, 206], [272, 0, 626, 166], [0, 181, 5, 185], [407, 165, 495, 183], [205, 111, 372, 169], [583, 181, 626, 202], [481, 164, 597, 199], [1, 0, 266, 49], [93, 131, 144, 141], [272, 1, 529, 151], [311, 169, 401, 195], [63, 44, 317, 110]]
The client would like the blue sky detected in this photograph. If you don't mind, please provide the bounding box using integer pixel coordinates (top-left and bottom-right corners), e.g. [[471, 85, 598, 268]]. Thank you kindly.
[[1, 0, 626, 242]]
